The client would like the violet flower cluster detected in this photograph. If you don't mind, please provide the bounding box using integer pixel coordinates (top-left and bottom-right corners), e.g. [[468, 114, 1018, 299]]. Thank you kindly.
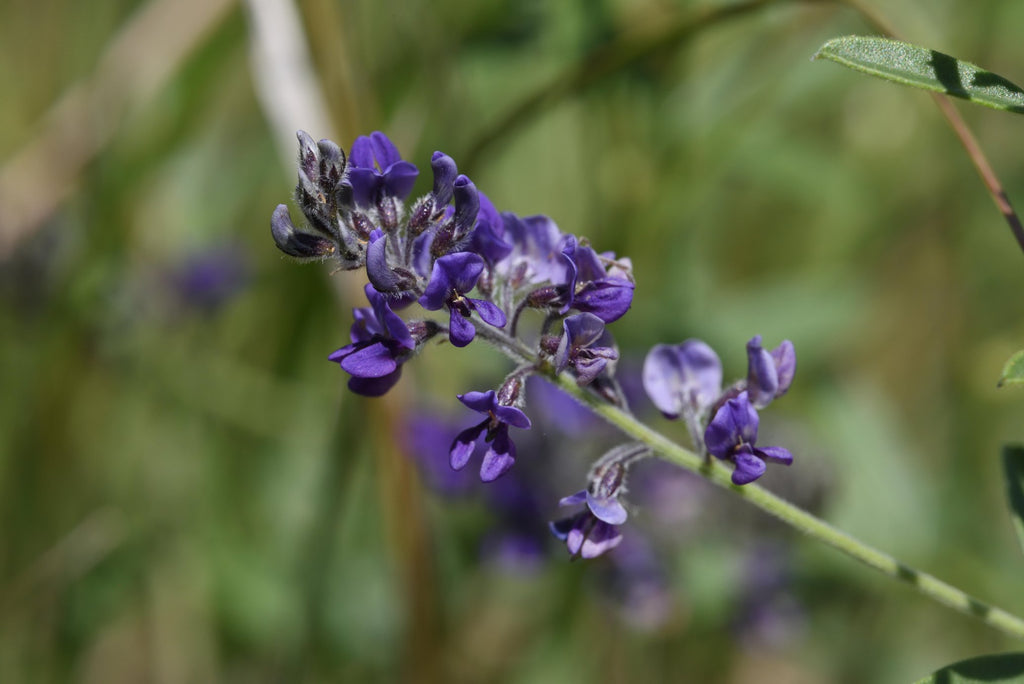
[[642, 335, 797, 485], [271, 130, 796, 559]]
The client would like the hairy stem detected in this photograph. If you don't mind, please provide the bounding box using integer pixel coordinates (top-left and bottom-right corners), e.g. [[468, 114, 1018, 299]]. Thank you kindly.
[[549, 368, 1024, 639], [472, 321, 1024, 639]]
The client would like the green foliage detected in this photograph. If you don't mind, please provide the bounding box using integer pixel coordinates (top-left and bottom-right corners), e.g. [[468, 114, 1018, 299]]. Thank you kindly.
[[814, 36, 1024, 114], [1003, 446, 1024, 555], [998, 350, 1024, 387], [913, 653, 1024, 683]]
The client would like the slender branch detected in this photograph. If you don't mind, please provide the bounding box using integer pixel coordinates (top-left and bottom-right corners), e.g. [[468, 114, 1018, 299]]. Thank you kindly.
[[835, 0, 1024, 254], [472, 320, 1024, 639], [546, 368, 1024, 639]]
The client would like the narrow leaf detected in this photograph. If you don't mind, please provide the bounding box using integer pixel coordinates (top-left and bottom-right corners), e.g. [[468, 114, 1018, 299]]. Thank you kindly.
[[1004, 445, 1024, 556], [814, 36, 1024, 114], [913, 653, 1024, 684], [998, 350, 1024, 387]]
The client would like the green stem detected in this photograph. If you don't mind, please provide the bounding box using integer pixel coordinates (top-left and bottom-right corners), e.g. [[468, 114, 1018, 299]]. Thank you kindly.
[[550, 369, 1024, 639], [472, 322, 1024, 639]]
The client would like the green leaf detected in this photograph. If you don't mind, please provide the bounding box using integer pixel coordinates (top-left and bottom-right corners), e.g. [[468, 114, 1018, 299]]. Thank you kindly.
[[1004, 445, 1024, 556], [813, 36, 1024, 114], [913, 653, 1024, 684], [998, 350, 1024, 387]]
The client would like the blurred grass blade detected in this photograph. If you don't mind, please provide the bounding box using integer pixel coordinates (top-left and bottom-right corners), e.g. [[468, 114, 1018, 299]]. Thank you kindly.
[[814, 36, 1024, 114], [913, 652, 1024, 684], [998, 350, 1024, 387], [1004, 446, 1024, 556]]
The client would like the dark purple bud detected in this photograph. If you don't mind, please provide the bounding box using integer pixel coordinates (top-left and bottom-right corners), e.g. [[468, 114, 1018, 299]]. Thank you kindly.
[[642, 340, 722, 419], [408, 196, 435, 235], [350, 212, 375, 240], [271, 204, 336, 259], [497, 374, 524, 406], [317, 138, 346, 185], [431, 151, 458, 207], [366, 231, 415, 294], [376, 195, 398, 231], [296, 130, 319, 179], [452, 175, 480, 241]]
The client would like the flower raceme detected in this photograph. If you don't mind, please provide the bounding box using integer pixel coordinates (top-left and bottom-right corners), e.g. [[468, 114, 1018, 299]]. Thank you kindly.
[[271, 130, 797, 559], [642, 336, 796, 485]]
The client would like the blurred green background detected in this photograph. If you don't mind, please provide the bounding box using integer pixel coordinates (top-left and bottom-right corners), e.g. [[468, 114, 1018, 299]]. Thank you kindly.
[[3, 0, 1024, 681]]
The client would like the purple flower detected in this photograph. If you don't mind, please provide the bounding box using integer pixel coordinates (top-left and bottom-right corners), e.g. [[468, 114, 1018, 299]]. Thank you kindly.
[[449, 390, 532, 481], [704, 391, 793, 485], [642, 340, 723, 419], [549, 489, 628, 559], [327, 284, 415, 396], [560, 237, 634, 323], [468, 192, 513, 264], [745, 335, 796, 409], [494, 213, 568, 287], [418, 252, 507, 347], [347, 131, 419, 207], [555, 313, 619, 385]]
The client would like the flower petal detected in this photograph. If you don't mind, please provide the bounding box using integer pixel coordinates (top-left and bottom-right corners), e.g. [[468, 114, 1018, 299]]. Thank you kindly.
[[558, 490, 588, 507], [347, 369, 402, 397], [339, 342, 398, 378], [382, 161, 419, 201], [493, 404, 531, 429], [447, 308, 476, 347], [755, 445, 794, 466], [479, 432, 516, 482], [457, 390, 497, 414], [643, 340, 722, 419], [731, 449, 767, 485], [771, 340, 797, 397], [585, 491, 628, 525], [450, 422, 486, 470], [470, 298, 507, 328], [579, 521, 623, 559], [746, 335, 780, 409]]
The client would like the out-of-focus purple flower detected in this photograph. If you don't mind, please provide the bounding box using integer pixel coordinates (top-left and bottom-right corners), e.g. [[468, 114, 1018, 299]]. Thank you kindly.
[[603, 534, 675, 632], [327, 284, 415, 396], [642, 340, 723, 419], [403, 413, 477, 496], [745, 335, 796, 409], [550, 488, 627, 559], [169, 246, 250, 312], [560, 237, 634, 323], [555, 312, 619, 385], [450, 390, 532, 481], [704, 391, 793, 485], [418, 252, 506, 347], [733, 544, 805, 649], [347, 131, 419, 207], [480, 532, 546, 574]]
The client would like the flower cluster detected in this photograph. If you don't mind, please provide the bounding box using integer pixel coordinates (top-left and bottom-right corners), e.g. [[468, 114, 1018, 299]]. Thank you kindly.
[[271, 130, 795, 559], [643, 335, 796, 485]]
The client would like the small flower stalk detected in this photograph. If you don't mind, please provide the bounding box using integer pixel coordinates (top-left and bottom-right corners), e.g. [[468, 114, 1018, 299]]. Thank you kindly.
[[270, 129, 797, 560]]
